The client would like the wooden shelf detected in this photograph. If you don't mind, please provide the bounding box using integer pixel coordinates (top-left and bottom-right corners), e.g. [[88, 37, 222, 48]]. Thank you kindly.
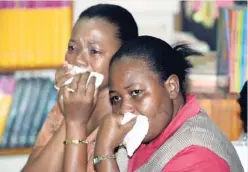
[[0, 148, 32, 156], [0, 66, 58, 73], [191, 87, 239, 99]]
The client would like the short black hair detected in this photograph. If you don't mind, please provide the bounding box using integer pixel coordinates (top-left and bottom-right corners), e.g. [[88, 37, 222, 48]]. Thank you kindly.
[[110, 36, 202, 100], [238, 81, 247, 133], [79, 4, 138, 42]]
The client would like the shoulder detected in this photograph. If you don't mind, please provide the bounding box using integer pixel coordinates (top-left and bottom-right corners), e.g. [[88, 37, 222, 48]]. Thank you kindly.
[[162, 145, 230, 172]]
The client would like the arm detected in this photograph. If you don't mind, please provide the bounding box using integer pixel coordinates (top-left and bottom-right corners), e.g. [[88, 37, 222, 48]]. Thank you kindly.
[[162, 146, 230, 172], [22, 104, 65, 172], [63, 123, 88, 172], [62, 73, 98, 172], [94, 146, 120, 172], [94, 114, 136, 172]]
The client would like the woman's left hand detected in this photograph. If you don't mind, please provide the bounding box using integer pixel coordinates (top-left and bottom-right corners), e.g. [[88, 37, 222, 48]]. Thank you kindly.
[[95, 113, 136, 154]]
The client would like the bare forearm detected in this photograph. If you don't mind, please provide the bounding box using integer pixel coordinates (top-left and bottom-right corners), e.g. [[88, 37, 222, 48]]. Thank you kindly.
[[63, 122, 88, 172], [22, 122, 66, 172]]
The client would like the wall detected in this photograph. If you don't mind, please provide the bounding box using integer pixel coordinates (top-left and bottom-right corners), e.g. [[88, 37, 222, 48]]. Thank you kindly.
[[0, 155, 28, 172], [73, 0, 180, 43]]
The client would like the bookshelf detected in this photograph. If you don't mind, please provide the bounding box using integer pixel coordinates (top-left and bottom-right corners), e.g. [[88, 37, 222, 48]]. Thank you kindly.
[[0, 148, 32, 156], [193, 88, 242, 141], [0, 66, 60, 73], [0, 1, 73, 156]]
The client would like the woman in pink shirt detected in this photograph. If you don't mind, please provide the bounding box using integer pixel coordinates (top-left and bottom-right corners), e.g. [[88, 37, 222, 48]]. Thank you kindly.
[[95, 36, 244, 172]]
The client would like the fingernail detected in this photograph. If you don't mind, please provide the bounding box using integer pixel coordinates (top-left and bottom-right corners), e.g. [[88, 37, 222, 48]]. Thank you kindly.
[[91, 76, 96, 81]]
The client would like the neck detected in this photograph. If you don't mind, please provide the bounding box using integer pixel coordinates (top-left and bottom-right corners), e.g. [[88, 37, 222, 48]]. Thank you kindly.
[[172, 94, 185, 119]]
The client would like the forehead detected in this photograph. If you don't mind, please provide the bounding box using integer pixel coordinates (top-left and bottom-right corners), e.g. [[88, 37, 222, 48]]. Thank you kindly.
[[71, 18, 118, 43], [110, 58, 157, 87], [111, 58, 148, 71]]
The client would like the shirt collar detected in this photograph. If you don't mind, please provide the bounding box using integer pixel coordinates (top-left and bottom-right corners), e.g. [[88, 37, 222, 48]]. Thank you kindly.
[[140, 94, 201, 150]]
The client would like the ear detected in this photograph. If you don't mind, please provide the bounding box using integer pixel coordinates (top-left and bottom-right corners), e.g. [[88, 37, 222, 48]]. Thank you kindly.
[[164, 75, 180, 99]]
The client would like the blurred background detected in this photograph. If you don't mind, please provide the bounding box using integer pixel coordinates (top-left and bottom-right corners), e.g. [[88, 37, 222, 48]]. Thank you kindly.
[[0, 0, 247, 171]]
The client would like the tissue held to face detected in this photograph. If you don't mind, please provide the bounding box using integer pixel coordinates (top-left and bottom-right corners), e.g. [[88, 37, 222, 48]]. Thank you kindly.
[[109, 58, 176, 143], [63, 18, 121, 88]]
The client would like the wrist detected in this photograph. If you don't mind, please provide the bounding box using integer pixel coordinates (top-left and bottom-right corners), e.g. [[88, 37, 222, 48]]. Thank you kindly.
[[65, 122, 87, 138], [65, 121, 87, 128], [95, 144, 115, 156]]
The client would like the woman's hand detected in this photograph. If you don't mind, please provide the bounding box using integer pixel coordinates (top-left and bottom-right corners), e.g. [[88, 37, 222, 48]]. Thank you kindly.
[[95, 114, 136, 154], [59, 72, 98, 125], [55, 62, 74, 113]]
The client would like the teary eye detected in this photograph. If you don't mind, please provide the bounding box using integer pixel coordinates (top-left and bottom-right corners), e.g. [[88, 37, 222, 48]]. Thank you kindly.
[[130, 90, 142, 96], [90, 49, 100, 54], [68, 45, 77, 52], [110, 95, 121, 104]]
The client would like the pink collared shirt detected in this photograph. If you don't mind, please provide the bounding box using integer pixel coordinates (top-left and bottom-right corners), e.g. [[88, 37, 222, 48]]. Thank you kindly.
[[128, 95, 230, 172]]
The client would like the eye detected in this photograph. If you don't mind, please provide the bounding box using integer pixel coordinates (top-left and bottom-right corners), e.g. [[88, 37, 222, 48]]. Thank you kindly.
[[90, 49, 100, 54], [68, 45, 77, 52], [130, 90, 143, 96], [110, 95, 121, 104]]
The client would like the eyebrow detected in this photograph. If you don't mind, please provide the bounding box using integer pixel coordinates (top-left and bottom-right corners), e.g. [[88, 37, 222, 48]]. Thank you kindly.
[[88, 40, 100, 46], [69, 39, 100, 47], [109, 83, 140, 93], [69, 39, 77, 43], [124, 83, 139, 89], [109, 90, 116, 94]]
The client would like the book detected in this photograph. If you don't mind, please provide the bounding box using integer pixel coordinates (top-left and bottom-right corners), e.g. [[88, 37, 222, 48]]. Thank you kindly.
[[0, 70, 59, 149], [217, 6, 247, 93], [18, 78, 43, 147], [26, 79, 54, 147], [0, 79, 25, 148], [8, 78, 34, 148], [0, 76, 16, 141]]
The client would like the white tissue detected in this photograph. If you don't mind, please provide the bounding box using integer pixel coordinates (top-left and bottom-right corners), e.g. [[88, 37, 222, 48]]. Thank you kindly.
[[64, 66, 87, 85], [56, 65, 104, 90], [121, 112, 149, 157]]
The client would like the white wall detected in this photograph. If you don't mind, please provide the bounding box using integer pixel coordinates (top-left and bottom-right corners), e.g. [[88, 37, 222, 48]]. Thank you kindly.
[[0, 155, 28, 172], [232, 142, 248, 171], [73, 0, 180, 43]]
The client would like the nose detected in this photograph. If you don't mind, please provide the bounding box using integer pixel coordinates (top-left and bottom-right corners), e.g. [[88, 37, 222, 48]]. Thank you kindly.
[[120, 99, 135, 115], [75, 52, 88, 67]]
